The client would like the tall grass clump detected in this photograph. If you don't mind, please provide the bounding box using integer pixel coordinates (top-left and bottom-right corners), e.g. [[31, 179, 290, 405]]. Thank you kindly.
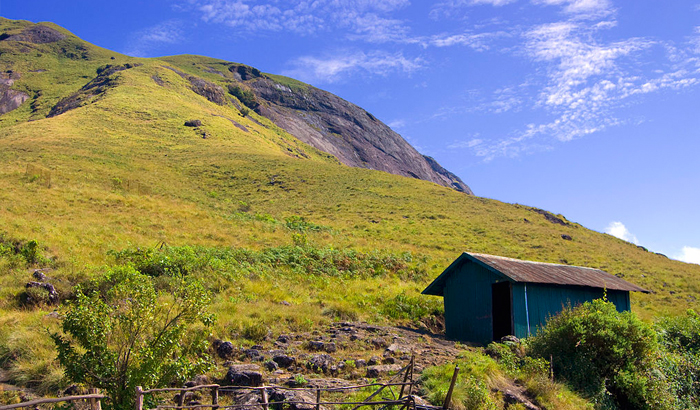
[[419, 350, 501, 410]]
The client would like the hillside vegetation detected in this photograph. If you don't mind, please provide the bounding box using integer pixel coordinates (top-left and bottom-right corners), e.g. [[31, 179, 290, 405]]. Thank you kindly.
[[1, 18, 699, 408]]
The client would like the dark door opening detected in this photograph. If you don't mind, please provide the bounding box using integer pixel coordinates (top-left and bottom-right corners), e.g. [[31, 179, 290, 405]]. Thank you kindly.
[[492, 281, 513, 341]]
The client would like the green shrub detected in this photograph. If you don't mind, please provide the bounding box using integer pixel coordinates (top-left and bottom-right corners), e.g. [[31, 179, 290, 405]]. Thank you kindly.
[[528, 299, 669, 410], [228, 84, 259, 110], [380, 292, 443, 322], [52, 266, 215, 410], [656, 310, 700, 409]]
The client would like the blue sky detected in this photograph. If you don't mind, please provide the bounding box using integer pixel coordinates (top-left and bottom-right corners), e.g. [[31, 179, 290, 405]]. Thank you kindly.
[[3, 0, 699, 264]]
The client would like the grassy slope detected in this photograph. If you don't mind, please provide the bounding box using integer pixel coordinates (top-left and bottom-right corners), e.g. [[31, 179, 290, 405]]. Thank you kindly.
[[0, 18, 699, 401]]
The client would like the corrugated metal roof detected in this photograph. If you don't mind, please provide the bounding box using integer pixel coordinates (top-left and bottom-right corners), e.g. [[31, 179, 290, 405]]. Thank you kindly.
[[468, 253, 649, 292], [423, 252, 649, 295]]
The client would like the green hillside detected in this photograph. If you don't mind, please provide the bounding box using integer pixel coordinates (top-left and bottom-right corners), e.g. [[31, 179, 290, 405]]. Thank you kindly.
[[1, 18, 699, 405]]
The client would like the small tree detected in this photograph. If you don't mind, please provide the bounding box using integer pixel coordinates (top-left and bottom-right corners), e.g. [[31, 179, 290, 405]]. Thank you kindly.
[[528, 299, 669, 409], [52, 266, 215, 410]]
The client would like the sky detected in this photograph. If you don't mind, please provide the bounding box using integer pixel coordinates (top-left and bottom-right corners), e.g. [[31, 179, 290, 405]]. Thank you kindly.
[[2, 0, 699, 264]]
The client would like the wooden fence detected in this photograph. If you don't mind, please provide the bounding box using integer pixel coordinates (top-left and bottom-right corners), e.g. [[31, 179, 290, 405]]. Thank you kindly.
[[0, 360, 461, 410], [0, 389, 105, 410]]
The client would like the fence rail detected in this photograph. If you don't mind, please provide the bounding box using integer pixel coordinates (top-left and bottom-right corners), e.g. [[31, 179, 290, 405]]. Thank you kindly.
[[0, 358, 460, 410], [0, 390, 105, 410]]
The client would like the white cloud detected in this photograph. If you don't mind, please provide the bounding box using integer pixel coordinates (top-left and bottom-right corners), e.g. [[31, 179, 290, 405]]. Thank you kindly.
[[677, 247, 700, 265], [448, 138, 483, 149], [605, 221, 639, 244], [192, 0, 409, 37], [283, 51, 424, 83], [425, 31, 509, 50], [387, 119, 407, 129], [533, 0, 613, 18], [124, 20, 183, 57]]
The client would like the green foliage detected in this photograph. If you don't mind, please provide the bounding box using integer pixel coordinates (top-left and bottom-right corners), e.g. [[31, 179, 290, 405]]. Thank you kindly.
[[242, 321, 268, 342], [227, 84, 259, 110], [528, 299, 669, 410], [420, 354, 500, 410], [51, 266, 215, 410], [110, 244, 420, 281], [293, 374, 308, 386], [0, 235, 47, 267], [380, 292, 443, 321], [284, 215, 328, 232], [656, 310, 700, 409]]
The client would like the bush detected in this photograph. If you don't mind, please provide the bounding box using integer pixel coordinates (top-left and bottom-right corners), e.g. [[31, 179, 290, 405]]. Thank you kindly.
[[528, 299, 669, 409], [51, 266, 215, 410], [228, 84, 259, 110], [656, 310, 700, 409]]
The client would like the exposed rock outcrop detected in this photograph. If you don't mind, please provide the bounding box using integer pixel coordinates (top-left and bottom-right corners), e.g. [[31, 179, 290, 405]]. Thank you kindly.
[[48, 63, 141, 117], [0, 71, 29, 115], [246, 77, 473, 194], [1, 25, 65, 44]]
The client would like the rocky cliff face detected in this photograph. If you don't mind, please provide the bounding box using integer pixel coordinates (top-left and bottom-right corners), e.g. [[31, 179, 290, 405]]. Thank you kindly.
[[244, 74, 473, 194]]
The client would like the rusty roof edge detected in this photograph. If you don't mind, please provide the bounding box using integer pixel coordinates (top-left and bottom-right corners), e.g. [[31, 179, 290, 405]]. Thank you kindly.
[[467, 252, 650, 293]]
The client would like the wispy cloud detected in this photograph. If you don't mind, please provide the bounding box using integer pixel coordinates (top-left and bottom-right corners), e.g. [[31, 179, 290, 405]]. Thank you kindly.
[[605, 221, 639, 244], [192, 0, 410, 38], [448, 138, 484, 149], [533, 0, 614, 18], [387, 119, 407, 129], [469, 18, 700, 159], [677, 246, 700, 265], [124, 20, 184, 57], [430, 0, 518, 20], [282, 50, 424, 84]]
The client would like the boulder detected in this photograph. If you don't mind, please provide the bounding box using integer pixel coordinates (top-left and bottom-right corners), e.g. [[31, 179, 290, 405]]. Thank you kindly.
[[366, 364, 402, 378], [268, 389, 326, 410], [215, 340, 235, 359], [24, 281, 59, 305], [224, 364, 264, 387], [32, 270, 47, 281], [306, 354, 334, 373], [273, 354, 296, 368]]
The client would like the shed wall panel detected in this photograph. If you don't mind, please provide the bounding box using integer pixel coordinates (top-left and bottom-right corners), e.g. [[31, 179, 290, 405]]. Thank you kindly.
[[444, 261, 502, 344]]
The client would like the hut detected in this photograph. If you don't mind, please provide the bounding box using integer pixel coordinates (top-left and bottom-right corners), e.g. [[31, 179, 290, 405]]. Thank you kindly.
[[422, 252, 649, 345]]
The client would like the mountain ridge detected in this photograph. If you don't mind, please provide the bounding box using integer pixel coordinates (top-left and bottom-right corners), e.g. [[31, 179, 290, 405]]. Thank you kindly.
[[0, 18, 472, 194]]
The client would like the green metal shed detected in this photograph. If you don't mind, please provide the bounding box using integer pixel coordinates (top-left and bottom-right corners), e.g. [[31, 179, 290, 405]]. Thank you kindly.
[[422, 252, 649, 345]]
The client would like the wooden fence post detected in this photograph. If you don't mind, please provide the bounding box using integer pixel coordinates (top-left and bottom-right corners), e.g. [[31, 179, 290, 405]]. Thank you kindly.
[[135, 386, 144, 410], [261, 386, 269, 410], [315, 389, 321, 410], [177, 389, 185, 408], [399, 355, 414, 399], [88, 388, 101, 410], [211, 386, 219, 410], [442, 366, 460, 410]]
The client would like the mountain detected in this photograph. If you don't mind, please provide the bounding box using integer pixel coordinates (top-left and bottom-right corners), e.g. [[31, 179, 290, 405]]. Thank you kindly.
[[1, 17, 700, 398], [0, 18, 471, 194]]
